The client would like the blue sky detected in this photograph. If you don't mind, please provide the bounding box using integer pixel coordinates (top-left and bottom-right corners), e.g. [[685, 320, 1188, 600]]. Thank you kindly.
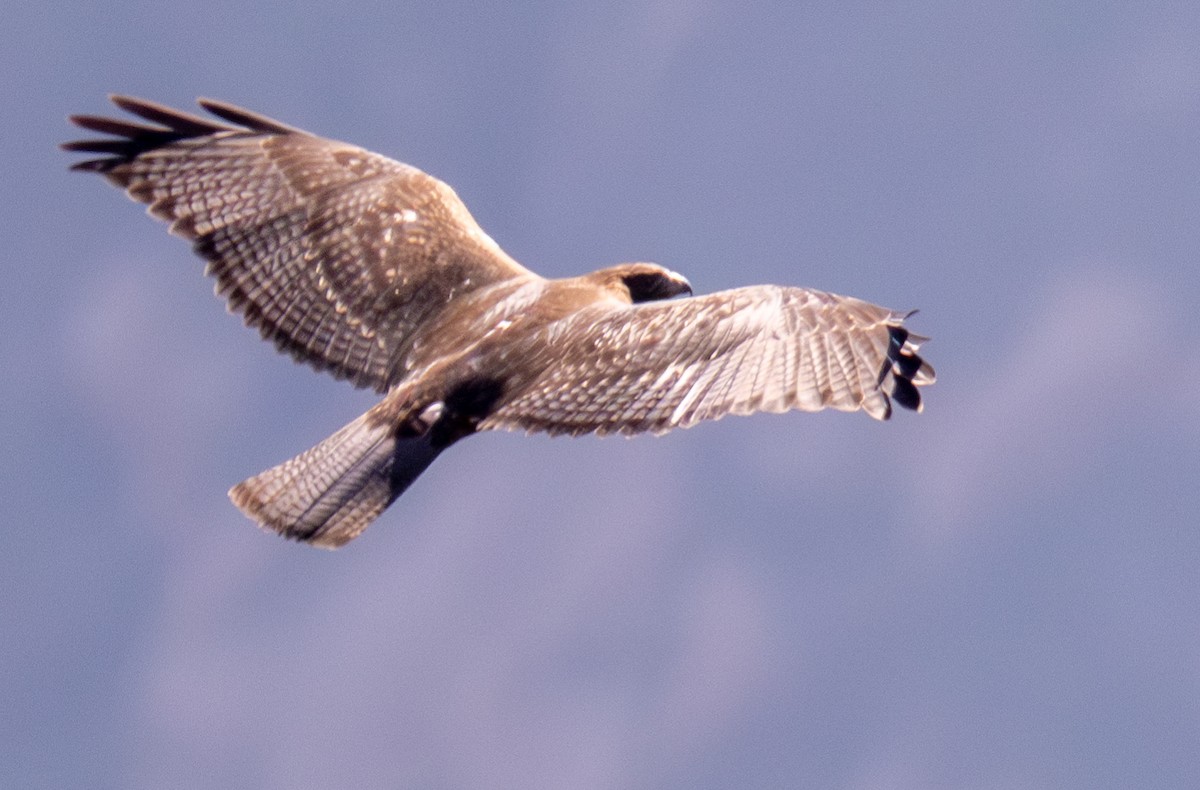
[[4, 2, 1198, 788]]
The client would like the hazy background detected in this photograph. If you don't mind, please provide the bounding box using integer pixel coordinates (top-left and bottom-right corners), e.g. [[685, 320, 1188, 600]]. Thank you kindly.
[[4, 2, 1198, 787]]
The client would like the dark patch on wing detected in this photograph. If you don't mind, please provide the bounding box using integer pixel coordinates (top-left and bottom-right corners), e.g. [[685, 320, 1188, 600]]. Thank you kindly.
[[878, 325, 933, 415]]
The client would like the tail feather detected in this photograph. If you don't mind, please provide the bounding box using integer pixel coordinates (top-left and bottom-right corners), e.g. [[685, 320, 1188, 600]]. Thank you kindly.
[[229, 411, 443, 548]]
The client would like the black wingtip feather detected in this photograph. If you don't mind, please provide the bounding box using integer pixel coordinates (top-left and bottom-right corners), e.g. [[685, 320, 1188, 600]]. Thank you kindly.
[[108, 94, 233, 136], [891, 377, 921, 412], [66, 113, 167, 138], [893, 350, 925, 379], [196, 98, 302, 135], [882, 323, 933, 414], [63, 95, 302, 173], [60, 138, 148, 155]]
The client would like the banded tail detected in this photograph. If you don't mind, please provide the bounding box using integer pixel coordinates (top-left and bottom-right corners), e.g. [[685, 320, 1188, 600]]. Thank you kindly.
[[229, 411, 443, 548]]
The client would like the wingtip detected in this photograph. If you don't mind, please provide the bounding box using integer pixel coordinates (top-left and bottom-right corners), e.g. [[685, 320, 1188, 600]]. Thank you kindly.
[[195, 97, 303, 135], [63, 93, 246, 172], [880, 320, 934, 415], [107, 94, 148, 114]]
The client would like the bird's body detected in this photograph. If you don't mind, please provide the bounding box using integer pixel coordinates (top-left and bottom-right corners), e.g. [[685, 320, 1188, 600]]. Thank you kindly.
[[65, 96, 935, 548]]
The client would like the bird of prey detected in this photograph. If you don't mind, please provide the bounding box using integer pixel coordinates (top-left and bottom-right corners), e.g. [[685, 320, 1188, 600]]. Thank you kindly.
[[64, 96, 935, 549]]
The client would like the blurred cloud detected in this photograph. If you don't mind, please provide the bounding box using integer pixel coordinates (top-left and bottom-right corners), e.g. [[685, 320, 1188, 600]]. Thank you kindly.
[[59, 245, 264, 530], [120, 433, 779, 788], [910, 266, 1181, 545], [6, 3, 1200, 789], [1115, 11, 1200, 117], [548, 0, 718, 119]]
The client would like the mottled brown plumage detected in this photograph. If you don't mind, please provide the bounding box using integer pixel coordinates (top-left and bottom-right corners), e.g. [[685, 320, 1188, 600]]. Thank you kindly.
[[65, 96, 935, 548]]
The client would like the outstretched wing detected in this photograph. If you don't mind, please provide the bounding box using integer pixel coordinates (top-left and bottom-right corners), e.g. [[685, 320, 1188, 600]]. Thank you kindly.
[[484, 285, 935, 436], [63, 96, 535, 391]]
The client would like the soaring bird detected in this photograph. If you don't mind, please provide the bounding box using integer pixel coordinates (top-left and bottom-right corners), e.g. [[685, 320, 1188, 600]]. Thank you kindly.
[[64, 96, 935, 548]]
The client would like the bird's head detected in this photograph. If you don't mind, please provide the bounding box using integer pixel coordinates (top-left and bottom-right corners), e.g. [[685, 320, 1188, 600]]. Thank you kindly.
[[608, 262, 693, 303]]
